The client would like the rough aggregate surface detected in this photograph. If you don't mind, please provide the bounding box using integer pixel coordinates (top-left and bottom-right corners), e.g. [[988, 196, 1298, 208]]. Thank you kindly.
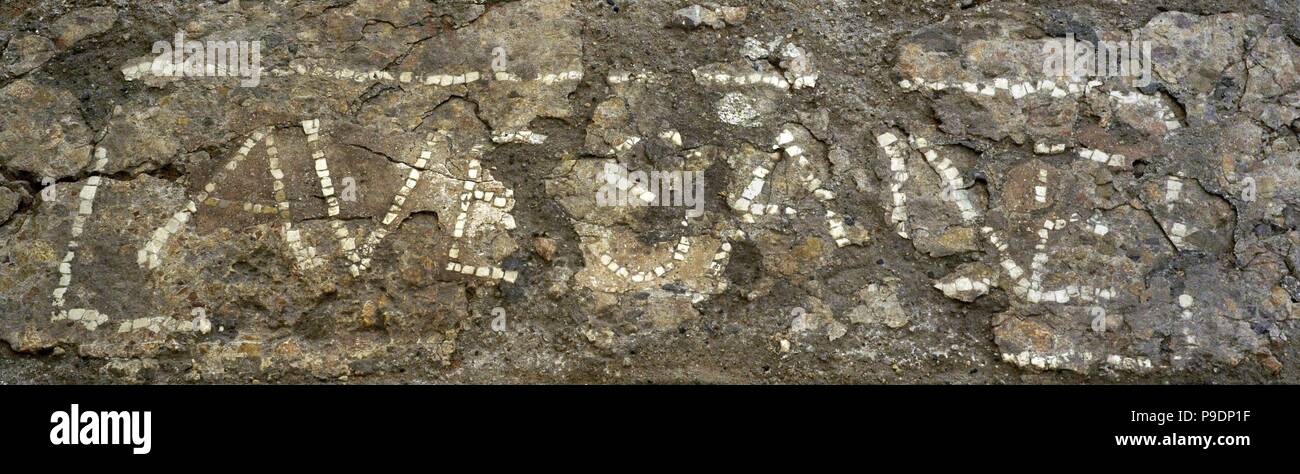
[[2, 0, 1300, 383]]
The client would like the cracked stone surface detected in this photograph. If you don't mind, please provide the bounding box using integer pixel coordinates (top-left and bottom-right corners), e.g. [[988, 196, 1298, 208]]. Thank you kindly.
[[2, 0, 1300, 383]]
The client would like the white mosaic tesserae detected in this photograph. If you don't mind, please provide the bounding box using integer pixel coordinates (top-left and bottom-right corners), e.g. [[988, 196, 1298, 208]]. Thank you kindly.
[[444, 148, 520, 284], [131, 121, 526, 289], [52, 147, 209, 335], [50, 155, 110, 331], [877, 131, 911, 239], [124, 56, 583, 94], [303, 118, 364, 275], [729, 128, 857, 247]]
